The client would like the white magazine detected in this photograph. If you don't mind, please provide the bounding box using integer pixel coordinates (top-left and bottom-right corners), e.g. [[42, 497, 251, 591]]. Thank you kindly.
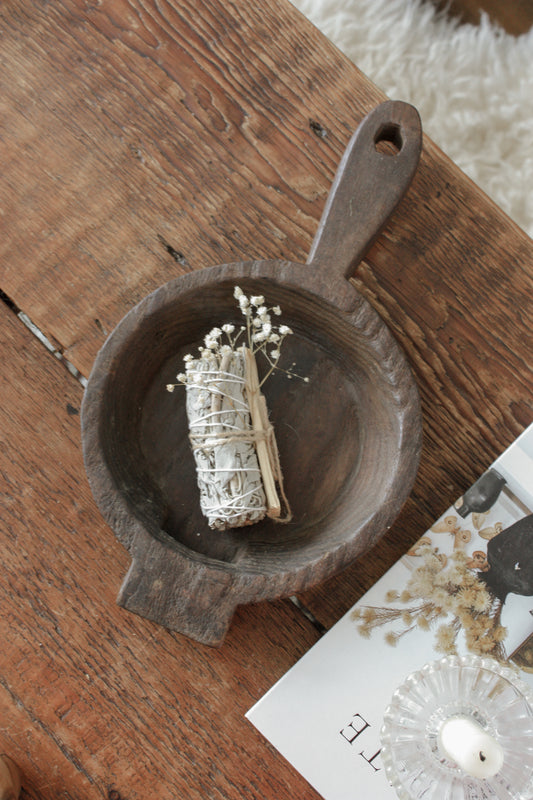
[[246, 423, 533, 799]]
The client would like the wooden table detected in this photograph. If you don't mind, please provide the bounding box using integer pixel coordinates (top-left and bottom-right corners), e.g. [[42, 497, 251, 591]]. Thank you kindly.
[[0, 1, 531, 798]]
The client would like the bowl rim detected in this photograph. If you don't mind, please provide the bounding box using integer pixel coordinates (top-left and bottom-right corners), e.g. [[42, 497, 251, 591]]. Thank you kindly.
[[81, 258, 422, 591]]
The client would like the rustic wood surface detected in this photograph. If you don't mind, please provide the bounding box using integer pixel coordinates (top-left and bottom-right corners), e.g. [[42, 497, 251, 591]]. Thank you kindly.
[[0, 301, 321, 800], [0, 0, 532, 797]]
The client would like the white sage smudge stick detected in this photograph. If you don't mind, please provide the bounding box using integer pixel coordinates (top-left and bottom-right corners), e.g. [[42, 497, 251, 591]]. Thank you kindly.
[[167, 288, 307, 530], [185, 348, 268, 529]]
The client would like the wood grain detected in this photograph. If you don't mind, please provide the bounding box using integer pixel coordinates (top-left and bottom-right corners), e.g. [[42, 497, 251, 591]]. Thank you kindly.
[[0, 0, 383, 377], [0, 302, 322, 798], [1, 0, 533, 792]]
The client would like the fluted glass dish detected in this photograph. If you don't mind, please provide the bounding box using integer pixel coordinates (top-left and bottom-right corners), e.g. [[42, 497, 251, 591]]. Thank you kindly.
[[380, 655, 533, 800]]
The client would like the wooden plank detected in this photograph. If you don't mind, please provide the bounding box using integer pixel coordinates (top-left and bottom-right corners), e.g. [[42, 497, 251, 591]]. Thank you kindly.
[[0, 0, 384, 377], [0, 303, 322, 799]]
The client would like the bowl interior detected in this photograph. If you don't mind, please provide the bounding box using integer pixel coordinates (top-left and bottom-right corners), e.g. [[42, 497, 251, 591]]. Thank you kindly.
[[91, 270, 419, 576]]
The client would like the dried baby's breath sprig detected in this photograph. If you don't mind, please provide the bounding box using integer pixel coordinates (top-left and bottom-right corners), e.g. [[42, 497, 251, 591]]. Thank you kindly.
[[223, 287, 307, 384], [166, 287, 308, 530], [167, 287, 307, 392]]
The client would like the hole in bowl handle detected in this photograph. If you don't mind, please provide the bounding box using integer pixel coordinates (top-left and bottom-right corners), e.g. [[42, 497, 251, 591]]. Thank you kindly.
[[306, 100, 422, 281]]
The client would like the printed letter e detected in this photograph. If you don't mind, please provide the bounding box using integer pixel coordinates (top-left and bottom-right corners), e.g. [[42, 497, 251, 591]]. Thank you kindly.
[[339, 714, 370, 743]]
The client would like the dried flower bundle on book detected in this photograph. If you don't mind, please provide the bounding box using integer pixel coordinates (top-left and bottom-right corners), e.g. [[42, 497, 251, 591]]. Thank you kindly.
[[167, 287, 307, 531]]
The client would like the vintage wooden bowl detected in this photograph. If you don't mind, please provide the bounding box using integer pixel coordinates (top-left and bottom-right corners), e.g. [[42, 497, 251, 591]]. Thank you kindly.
[[81, 101, 423, 646]]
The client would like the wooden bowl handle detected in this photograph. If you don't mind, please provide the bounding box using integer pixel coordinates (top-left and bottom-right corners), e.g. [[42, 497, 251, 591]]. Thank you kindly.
[[307, 100, 422, 280], [116, 543, 239, 647], [0, 756, 21, 800]]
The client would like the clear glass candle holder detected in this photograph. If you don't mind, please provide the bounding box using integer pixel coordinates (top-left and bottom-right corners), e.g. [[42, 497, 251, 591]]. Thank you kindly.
[[380, 655, 533, 800]]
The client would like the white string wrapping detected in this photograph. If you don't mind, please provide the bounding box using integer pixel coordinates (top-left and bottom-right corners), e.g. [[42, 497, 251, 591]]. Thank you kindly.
[[185, 350, 268, 530]]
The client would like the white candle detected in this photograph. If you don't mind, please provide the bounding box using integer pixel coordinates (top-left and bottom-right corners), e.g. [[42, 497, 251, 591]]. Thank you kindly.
[[438, 715, 504, 779]]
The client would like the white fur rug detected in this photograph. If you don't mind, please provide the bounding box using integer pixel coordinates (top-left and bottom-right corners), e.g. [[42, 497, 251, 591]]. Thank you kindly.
[[292, 0, 533, 238]]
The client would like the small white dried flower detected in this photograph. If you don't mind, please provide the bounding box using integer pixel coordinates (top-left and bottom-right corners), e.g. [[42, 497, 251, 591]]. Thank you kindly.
[[170, 286, 309, 399]]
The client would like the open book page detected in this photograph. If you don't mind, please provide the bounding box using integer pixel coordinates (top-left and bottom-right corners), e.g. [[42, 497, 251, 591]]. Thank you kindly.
[[246, 424, 533, 800]]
